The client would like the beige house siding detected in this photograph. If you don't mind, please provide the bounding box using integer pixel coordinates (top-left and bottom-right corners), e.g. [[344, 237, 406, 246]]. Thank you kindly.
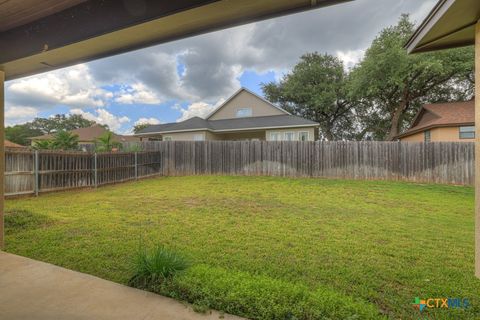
[[400, 132, 424, 142], [265, 127, 316, 141], [162, 131, 213, 141], [400, 126, 475, 142], [216, 131, 266, 141], [208, 90, 286, 120]]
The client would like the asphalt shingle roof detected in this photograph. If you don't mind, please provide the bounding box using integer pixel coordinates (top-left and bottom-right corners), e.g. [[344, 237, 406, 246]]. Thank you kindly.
[[397, 100, 474, 138], [137, 115, 319, 134]]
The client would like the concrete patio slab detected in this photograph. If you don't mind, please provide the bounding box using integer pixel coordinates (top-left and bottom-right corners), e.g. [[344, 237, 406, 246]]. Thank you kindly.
[[0, 252, 244, 320]]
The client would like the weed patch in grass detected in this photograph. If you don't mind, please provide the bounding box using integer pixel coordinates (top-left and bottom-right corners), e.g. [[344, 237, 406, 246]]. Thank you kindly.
[[128, 245, 190, 290], [5, 209, 56, 234]]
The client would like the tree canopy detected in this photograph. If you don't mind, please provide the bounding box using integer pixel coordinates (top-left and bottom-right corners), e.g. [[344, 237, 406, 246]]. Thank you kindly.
[[262, 15, 474, 141], [6, 114, 99, 146], [30, 114, 98, 134], [349, 14, 474, 140], [263, 53, 354, 141], [133, 123, 151, 134]]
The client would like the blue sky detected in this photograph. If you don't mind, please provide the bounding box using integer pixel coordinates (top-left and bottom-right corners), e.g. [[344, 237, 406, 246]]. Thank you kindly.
[[4, 0, 435, 134]]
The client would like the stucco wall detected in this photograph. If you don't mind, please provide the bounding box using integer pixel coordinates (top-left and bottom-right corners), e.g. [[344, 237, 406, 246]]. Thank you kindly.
[[208, 90, 285, 120], [400, 126, 474, 142], [265, 127, 316, 141]]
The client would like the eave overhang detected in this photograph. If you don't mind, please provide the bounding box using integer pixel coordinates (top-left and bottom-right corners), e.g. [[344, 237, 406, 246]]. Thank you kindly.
[[0, 0, 350, 81], [406, 0, 480, 54]]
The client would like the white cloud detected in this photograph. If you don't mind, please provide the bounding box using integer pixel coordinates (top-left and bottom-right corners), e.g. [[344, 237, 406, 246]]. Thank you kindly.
[[115, 83, 161, 105], [7, 64, 109, 109], [134, 117, 162, 125], [336, 49, 365, 70], [5, 106, 39, 125], [175, 100, 225, 122], [70, 108, 130, 132]]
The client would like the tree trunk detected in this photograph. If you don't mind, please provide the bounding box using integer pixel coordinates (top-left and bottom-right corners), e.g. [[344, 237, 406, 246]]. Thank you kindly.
[[323, 125, 335, 141], [386, 102, 406, 141]]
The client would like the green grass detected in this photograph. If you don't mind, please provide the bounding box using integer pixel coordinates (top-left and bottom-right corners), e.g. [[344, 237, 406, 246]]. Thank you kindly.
[[5, 176, 479, 319]]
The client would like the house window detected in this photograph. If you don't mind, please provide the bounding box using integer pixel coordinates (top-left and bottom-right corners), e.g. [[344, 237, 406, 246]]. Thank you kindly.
[[284, 132, 295, 141], [163, 136, 172, 141], [298, 131, 309, 141], [459, 126, 475, 139], [193, 133, 205, 141], [424, 130, 431, 143], [270, 132, 281, 141], [236, 108, 252, 118]]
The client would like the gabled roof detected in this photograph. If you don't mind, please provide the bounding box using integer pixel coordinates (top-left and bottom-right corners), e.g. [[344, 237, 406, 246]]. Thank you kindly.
[[30, 125, 139, 142], [205, 88, 290, 120], [396, 100, 474, 138], [137, 115, 319, 135], [5, 140, 25, 148]]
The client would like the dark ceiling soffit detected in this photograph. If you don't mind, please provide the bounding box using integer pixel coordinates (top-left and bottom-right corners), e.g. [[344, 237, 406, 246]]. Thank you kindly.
[[0, 0, 350, 79], [0, 0, 219, 64]]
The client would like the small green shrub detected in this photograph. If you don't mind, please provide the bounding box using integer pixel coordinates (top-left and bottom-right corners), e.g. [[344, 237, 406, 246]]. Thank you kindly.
[[5, 209, 55, 234], [128, 245, 190, 289]]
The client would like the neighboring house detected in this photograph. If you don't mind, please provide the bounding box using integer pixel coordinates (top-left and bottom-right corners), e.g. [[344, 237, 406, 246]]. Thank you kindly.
[[137, 88, 319, 141], [29, 125, 140, 147], [5, 140, 26, 149], [396, 100, 475, 142]]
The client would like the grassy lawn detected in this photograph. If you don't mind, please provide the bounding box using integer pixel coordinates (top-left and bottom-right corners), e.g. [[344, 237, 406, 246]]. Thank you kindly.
[[5, 176, 479, 319]]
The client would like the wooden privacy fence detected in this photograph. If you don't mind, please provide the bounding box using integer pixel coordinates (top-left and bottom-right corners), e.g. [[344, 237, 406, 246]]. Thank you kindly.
[[5, 141, 475, 196], [5, 149, 163, 197]]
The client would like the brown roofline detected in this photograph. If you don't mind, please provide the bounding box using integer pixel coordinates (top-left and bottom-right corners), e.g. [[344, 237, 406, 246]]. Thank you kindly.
[[395, 122, 475, 139]]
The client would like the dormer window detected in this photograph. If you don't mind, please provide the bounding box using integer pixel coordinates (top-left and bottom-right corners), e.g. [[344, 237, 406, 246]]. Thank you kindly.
[[236, 108, 252, 118]]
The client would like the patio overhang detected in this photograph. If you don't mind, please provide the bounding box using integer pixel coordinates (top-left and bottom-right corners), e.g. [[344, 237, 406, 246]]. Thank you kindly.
[[405, 0, 480, 53], [407, 0, 480, 278], [0, 0, 350, 81]]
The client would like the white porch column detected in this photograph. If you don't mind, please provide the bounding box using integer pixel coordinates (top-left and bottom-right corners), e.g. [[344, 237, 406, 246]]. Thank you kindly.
[[476, 21, 480, 278], [0, 70, 4, 249]]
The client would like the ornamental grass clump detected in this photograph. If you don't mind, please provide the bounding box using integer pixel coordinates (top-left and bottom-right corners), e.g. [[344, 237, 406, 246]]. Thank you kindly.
[[128, 245, 190, 290]]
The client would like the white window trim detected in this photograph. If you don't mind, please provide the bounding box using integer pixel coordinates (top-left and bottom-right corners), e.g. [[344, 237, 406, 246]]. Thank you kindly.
[[298, 131, 309, 141], [193, 133, 205, 141], [284, 132, 296, 141], [270, 132, 281, 141], [235, 108, 253, 118]]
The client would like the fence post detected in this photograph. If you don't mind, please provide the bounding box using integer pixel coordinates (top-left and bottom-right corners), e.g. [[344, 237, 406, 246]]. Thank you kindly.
[[34, 150, 39, 196], [94, 152, 98, 188], [135, 152, 138, 180]]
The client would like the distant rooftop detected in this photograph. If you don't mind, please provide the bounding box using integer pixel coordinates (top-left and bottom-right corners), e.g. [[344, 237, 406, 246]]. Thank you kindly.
[[397, 100, 474, 138], [137, 115, 319, 135], [30, 125, 138, 142]]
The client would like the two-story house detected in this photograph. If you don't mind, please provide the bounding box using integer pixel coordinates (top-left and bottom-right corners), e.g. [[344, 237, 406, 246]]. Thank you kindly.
[[136, 88, 319, 141]]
